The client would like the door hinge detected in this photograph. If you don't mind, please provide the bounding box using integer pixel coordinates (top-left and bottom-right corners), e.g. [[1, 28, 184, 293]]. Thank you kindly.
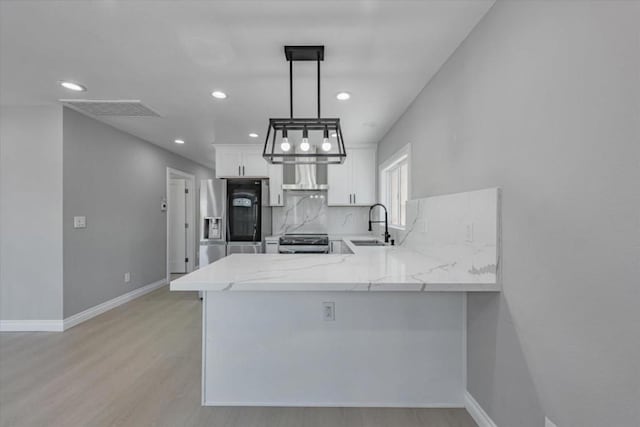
[[185, 223, 189, 228], [184, 188, 189, 194], [185, 257, 189, 263]]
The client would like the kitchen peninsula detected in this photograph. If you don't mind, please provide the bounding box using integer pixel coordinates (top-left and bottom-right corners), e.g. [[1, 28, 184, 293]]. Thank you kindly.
[[171, 188, 501, 407]]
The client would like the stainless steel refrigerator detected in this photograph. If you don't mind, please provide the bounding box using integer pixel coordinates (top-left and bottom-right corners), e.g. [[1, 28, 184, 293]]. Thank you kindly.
[[199, 179, 227, 266]]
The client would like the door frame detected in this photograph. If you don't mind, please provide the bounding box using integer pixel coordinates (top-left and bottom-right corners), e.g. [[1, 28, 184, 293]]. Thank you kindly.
[[166, 167, 196, 282]]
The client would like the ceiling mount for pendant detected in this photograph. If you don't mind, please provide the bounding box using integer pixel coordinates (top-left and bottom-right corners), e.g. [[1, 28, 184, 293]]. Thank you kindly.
[[263, 45, 347, 165]]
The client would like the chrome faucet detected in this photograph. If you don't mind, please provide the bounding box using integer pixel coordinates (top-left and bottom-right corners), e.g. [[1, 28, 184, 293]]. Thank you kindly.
[[368, 203, 391, 244]]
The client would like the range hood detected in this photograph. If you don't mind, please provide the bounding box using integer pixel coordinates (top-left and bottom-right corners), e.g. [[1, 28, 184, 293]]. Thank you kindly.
[[282, 150, 328, 190]]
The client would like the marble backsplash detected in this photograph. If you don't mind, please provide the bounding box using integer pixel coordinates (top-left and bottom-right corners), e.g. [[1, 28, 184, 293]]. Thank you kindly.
[[272, 191, 370, 235], [386, 187, 501, 283]]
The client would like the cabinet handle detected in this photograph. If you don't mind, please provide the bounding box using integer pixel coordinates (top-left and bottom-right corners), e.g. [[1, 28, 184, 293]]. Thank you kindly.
[[349, 194, 352, 204], [238, 165, 241, 176], [278, 194, 281, 205], [353, 193, 356, 204], [242, 165, 245, 176]]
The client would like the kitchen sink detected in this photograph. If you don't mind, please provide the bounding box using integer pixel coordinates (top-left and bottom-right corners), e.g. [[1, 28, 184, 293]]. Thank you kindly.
[[350, 240, 386, 246]]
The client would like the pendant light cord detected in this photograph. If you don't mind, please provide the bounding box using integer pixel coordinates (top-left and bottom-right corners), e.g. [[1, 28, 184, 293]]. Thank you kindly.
[[288, 50, 321, 119], [317, 52, 321, 119], [289, 59, 293, 119]]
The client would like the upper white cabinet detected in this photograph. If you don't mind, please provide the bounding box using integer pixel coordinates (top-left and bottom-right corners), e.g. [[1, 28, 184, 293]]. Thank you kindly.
[[214, 145, 268, 178], [241, 146, 268, 177], [267, 163, 284, 206], [328, 146, 376, 206], [328, 155, 352, 205]]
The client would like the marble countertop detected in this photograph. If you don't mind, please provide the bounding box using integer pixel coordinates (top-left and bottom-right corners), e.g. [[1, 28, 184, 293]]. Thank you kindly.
[[171, 236, 500, 292]]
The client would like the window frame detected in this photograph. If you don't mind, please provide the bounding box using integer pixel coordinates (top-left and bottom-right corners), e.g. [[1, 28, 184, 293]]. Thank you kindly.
[[378, 143, 411, 230]]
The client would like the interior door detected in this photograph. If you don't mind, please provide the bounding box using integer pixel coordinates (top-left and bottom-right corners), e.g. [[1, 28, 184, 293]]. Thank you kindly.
[[169, 179, 187, 273]]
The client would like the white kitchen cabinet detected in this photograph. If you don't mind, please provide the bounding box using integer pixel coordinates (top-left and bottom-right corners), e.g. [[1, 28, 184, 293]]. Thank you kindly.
[[265, 241, 279, 254], [214, 145, 268, 178], [328, 146, 376, 206], [241, 146, 268, 177], [350, 147, 376, 205], [214, 148, 243, 178], [327, 155, 352, 205], [267, 163, 284, 206]]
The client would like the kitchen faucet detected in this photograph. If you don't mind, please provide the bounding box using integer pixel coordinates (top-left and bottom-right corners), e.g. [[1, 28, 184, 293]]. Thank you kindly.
[[368, 203, 391, 244]]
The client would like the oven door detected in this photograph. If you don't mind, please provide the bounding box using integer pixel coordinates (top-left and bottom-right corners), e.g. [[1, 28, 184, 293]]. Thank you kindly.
[[278, 245, 329, 254]]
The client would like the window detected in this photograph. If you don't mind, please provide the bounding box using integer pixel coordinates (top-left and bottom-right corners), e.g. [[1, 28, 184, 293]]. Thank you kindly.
[[379, 144, 410, 229]]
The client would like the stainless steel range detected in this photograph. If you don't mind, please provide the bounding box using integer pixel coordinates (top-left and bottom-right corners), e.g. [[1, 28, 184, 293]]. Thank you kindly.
[[278, 233, 330, 254]]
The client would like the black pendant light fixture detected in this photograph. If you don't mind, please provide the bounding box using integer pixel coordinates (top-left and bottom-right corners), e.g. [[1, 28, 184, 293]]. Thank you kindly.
[[262, 45, 347, 164]]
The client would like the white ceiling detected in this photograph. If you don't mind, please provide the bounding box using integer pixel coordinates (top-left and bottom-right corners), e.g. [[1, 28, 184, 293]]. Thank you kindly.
[[0, 0, 493, 168]]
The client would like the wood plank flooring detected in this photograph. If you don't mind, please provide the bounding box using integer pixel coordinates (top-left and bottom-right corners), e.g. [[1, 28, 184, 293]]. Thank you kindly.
[[0, 286, 477, 427]]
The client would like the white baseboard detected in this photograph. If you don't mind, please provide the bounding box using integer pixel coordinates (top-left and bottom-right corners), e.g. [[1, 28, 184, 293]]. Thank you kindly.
[[0, 319, 64, 332], [465, 391, 498, 427], [204, 400, 464, 408], [1, 279, 167, 332], [63, 278, 167, 330]]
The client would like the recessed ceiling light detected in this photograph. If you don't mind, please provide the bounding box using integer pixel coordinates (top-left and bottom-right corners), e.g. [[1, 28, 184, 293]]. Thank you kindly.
[[60, 81, 87, 92], [249, 133, 259, 138], [336, 92, 351, 101], [174, 139, 185, 144], [211, 91, 227, 99]]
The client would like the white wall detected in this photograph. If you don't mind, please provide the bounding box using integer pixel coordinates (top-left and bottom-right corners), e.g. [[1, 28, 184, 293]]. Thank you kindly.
[[0, 106, 64, 321], [377, 1, 639, 426]]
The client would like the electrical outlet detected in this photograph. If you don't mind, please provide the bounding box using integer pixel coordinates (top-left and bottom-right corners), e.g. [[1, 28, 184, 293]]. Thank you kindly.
[[73, 216, 86, 229], [124, 272, 130, 283], [545, 417, 558, 427], [465, 222, 474, 242], [322, 302, 335, 321]]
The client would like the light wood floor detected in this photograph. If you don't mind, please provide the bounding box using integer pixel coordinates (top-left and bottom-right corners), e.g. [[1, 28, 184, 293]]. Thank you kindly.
[[0, 286, 477, 427]]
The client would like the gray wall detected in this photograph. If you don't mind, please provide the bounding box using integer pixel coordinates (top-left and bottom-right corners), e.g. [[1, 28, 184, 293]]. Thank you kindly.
[[63, 108, 214, 317], [0, 106, 64, 320], [377, 1, 639, 427]]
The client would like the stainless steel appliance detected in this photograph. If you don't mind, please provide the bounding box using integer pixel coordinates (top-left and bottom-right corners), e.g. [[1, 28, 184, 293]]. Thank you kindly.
[[226, 179, 270, 253], [278, 233, 330, 254], [227, 242, 263, 254], [199, 179, 227, 266], [281, 148, 328, 191]]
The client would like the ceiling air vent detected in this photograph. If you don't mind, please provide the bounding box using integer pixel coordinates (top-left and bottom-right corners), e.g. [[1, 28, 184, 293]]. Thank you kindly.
[[59, 100, 160, 117]]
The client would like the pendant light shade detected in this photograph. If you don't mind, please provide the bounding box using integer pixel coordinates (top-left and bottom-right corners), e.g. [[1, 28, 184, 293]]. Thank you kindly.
[[263, 46, 347, 165]]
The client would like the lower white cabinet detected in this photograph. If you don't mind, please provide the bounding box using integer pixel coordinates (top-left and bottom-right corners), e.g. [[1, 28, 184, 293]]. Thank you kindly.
[[265, 241, 279, 254], [328, 146, 376, 206]]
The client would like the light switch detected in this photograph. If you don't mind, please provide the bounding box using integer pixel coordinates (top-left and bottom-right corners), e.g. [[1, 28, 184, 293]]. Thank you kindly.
[[465, 223, 474, 242], [322, 302, 335, 321], [73, 216, 86, 229]]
